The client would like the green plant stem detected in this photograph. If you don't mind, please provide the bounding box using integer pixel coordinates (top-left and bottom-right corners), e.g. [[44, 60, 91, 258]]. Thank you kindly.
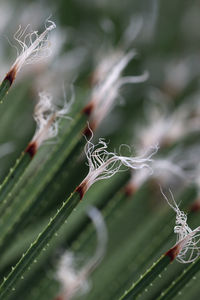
[[0, 189, 81, 299], [3, 173, 130, 300], [119, 255, 171, 300], [0, 112, 88, 246], [156, 257, 200, 300], [104, 186, 197, 300], [0, 79, 11, 104], [0, 152, 31, 216], [24, 137, 88, 223], [144, 210, 200, 300], [65, 173, 130, 247]]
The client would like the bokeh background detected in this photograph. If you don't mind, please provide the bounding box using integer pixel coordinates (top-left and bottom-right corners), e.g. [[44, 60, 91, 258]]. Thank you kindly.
[[0, 1, 200, 300], [1, 0, 200, 178]]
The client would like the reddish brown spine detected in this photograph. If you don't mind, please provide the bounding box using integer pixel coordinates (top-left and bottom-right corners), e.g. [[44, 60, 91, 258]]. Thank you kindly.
[[75, 181, 87, 200], [25, 142, 37, 158], [54, 296, 63, 300], [165, 244, 180, 262], [4, 67, 17, 86], [82, 121, 96, 138], [124, 183, 136, 197], [190, 201, 200, 213], [82, 101, 94, 117]]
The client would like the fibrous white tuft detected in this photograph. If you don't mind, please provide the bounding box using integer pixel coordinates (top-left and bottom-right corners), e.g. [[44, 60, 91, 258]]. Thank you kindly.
[[125, 151, 190, 192], [9, 19, 56, 75], [138, 95, 200, 151], [162, 190, 200, 263], [89, 50, 148, 128], [31, 89, 73, 148], [91, 50, 124, 86], [80, 134, 158, 193]]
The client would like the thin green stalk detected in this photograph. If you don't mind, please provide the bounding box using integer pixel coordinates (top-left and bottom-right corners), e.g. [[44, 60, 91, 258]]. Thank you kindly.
[[176, 271, 200, 300], [0, 189, 81, 299], [0, 110, 87, 209], [156, 256, 200, 300], [0, 172, 129, 259], [0, 166, 130, 298], [23, 137, 88, 222], [146, 262, 185, 300], [100, 186, 197, 300], [0, 77, 12, 104], [64, 172, 130, 248], [119, 255, 171, 300], [3, 173, 130, 300], [81, 183, 156, 300], [0, 151, 32, 216], [0, 112, 88, 247], [144, 210, 200, 300]]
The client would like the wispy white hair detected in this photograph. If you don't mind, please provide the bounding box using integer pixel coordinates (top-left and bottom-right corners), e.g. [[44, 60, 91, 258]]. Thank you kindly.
[[89, 50, 148, 128], [31, 88, 73, 148], [80, 133, 158, 193], [162, 189, 200, 263], [9, 19, 56, 75]]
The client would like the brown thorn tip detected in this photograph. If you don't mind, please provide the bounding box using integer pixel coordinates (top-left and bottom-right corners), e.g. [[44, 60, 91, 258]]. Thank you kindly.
[[25, 142, 37, 158], [165, 244, 180, 262], [75, 181, 87, 200], [190, 201, 200, 213], [4, 67, 17, 86], [82, 101, 95, 116], [124, 183, 136, 197], [82, 121, 96, 137]]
